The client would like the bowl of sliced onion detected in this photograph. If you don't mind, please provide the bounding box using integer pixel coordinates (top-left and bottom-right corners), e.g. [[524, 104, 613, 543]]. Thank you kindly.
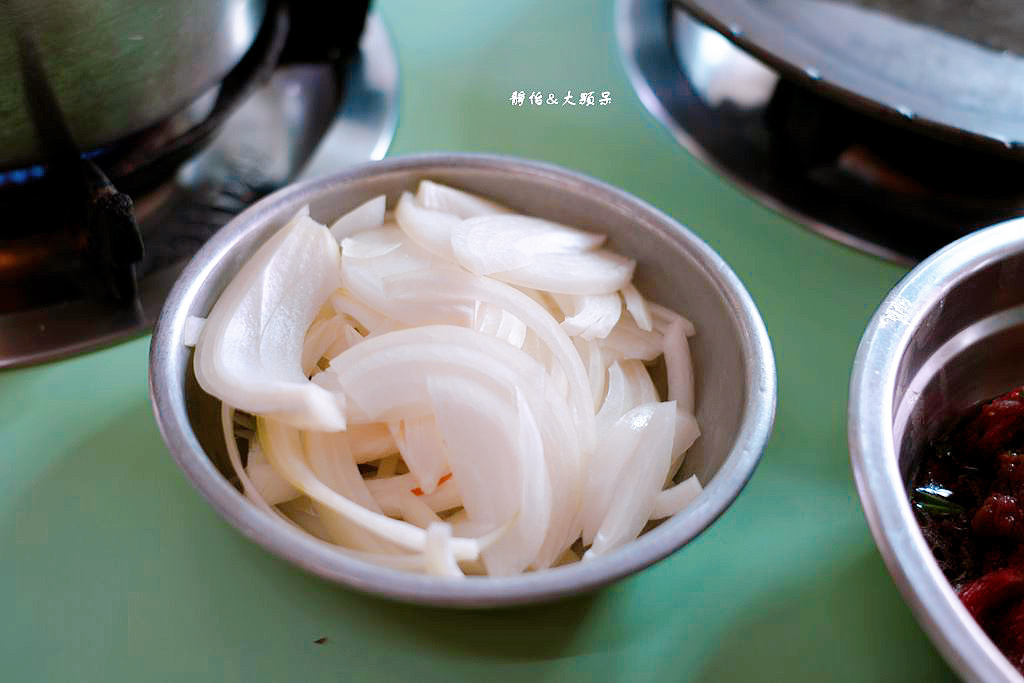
[[149, 154, 776, 606]]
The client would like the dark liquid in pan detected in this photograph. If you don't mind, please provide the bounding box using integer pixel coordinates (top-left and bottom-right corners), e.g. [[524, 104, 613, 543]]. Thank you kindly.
[[842, 0, 1024, 55]]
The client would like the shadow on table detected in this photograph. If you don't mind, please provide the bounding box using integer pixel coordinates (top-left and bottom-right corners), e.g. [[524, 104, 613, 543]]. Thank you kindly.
[[690, 550, 961, 682], [6, 399, 598, 676], [333, 587, 599, 661]]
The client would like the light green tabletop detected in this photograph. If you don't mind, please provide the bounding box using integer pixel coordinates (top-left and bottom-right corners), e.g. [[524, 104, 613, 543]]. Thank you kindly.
[[3, 1, 960, 680]]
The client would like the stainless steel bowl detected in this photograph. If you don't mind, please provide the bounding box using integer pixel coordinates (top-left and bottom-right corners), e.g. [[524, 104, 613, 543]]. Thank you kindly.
[[149, 153, 776, 607], [850, 218, 1024, 682]]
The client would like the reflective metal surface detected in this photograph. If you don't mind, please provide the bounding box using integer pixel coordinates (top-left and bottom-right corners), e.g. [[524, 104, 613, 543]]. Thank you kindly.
[[617, 0, 1024, 265], [0, 13, 398, 369], [148, 153, 777, 607], [0, 0, 267, 168], [850, 218, 1024, 683], [680, 0, 1024, 157]]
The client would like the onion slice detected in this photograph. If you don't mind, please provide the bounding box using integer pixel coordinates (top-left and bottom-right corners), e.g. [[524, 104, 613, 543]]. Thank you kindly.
[[259, 416, 480, 559], [394, 192, 460, 259], [183, 315, 206, 347], [663, 319, 695, 415], [428, 376, 552, 576], [560, 293, 622, 340], [491, 250, 635, 295], [416, 180, 513, 218], [652, 474, 703, 520], [585, 402, 677, 558], [424, 522, 465, 577], [247, 461, 301, 506], [388, 416, 449, 495], [193, 209, 347, 431], [382, 272, 596, 453], [451, 214, 606, 276], [330, 195, 386, 242], [621, 284, 652, 331]]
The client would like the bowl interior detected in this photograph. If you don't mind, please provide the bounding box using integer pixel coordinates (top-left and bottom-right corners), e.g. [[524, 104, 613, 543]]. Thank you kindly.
[[153, 156, 774, 605], [894, 250, 1024, 481]]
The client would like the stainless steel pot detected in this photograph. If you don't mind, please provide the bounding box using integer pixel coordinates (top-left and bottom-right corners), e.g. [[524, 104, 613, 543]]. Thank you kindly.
[[0, 0, 267, 168]]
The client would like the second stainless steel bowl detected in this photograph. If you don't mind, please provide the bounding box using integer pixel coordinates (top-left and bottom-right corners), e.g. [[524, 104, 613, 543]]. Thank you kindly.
[[851, 218, 1024, 683]]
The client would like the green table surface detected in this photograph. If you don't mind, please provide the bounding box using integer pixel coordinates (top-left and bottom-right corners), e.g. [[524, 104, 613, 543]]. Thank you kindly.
[[3, 1, 962, 680]]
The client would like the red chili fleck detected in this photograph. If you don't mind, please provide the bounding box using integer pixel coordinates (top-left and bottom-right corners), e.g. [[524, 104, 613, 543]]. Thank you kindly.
[[411, 473, 453, 496]]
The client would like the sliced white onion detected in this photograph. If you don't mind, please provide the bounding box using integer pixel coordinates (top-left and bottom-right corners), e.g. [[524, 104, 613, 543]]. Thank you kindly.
[[302, 316, 345, 377], [595, 361, 628, 436], [365, 472, 462, 515], [381, 271, 596, 453], [472, 301, 502, 336], [201, 181, 707, 577], [621, 284, 653, 331], [376, 454, 399, 479], [663, 318, 695, 415], [388, 416, 449, 494], [560, 293, 622, 340], [594, 360, 658, 437], [670, 410, 701, 479], [428, 375, 552, 576], [259, 416, 480, 559], [246, 461, 301, 506], [652, 474, 703, 520], [574, 337, 607, 411], [303, 430, 382, 513], [451, 214, 606, 277], [222, 404, 281, 517], [325, 324, 549, 423], [494, 310, 527, 348], [473, 302, 527, 349], [340, 222, 402, 259], [585, 401, 677, 558], [620, 360, 660, 406], [277, 497, 334, 540], [394, 191, 460, 259], [330, 195, 386, 242], [194, 209, 346, 431], [396, 492, 443, 529], [582, 402, 658, 545], [340, 228, 468, 327], [424, 522, 465, 577], [416, 180, 513, 218], [651, 301, 696, 337], [182, 315, 206, 347], [329, 291, 392, 335], [346, 422, 399, 463], [599, 316, 664, 362], [490, 249, 635, 296]]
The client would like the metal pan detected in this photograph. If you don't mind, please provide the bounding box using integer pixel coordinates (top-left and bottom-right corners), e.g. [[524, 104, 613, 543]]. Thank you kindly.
[[678, 0, 1024, 158]]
